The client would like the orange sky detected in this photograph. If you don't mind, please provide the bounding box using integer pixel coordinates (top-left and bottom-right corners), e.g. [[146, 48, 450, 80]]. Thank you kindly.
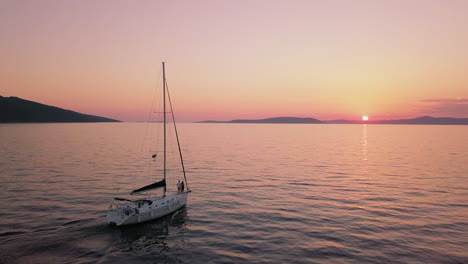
[[1, 0, 467, 121]]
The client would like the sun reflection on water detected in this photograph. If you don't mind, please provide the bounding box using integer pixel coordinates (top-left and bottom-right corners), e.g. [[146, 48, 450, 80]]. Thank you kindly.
[[361, 124, 368, 177], [358, 124, 369, 210]]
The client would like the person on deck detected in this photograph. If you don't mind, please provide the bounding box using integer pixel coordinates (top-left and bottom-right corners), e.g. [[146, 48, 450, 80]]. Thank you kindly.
[[181, 181, 185, 192], [177, 180, 181, 192]]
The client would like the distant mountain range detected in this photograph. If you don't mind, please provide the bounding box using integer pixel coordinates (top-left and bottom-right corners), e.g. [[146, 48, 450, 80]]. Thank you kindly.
[[0, 96, 120, 123], [3, 96, 467, 125], [198, 117, 324, 124], [197, 116, 468, 125]]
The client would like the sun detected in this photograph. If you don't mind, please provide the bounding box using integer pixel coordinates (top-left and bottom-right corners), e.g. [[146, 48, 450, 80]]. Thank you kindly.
[[362, 115, 369, 121]]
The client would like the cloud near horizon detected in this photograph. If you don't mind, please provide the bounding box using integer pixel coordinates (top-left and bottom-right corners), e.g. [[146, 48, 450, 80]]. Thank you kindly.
[[420, 98, 468, 103], [418, 98, 468, 117]]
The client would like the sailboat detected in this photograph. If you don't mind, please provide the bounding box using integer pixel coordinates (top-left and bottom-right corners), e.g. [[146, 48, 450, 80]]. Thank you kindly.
[[107, 62, 190, 226]]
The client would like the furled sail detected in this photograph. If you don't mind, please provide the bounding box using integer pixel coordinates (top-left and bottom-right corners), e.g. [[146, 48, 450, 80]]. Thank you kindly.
[[114, 197, 132, 202], [130, 179, 166, 194]]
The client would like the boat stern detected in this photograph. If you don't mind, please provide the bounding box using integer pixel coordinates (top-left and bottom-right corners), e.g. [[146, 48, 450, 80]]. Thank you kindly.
[[106, 206, 137, 226]]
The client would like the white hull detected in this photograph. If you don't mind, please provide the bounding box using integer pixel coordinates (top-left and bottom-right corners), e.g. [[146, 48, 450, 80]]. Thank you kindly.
[[107, 192, 189, 226]]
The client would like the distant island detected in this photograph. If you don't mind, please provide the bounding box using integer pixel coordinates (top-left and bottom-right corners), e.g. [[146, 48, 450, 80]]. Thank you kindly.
[[197, 116, 468, 125], [197, 117, 324, 124], [0, 96, 120, 123]]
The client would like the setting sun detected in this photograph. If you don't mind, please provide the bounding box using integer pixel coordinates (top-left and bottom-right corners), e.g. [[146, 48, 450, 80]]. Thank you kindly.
[[362, 115, 369, 121]]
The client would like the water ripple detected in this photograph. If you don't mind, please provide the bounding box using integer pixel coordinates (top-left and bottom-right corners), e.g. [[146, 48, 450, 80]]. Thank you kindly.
[[1, 123, 468, 263]]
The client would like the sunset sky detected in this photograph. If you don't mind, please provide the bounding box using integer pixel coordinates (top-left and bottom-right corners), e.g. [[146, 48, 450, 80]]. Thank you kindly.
[[1, 0, 467, 121]]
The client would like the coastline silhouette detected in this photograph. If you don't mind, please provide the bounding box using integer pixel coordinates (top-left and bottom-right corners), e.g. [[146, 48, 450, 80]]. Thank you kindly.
[[0, 96, 120, 123]]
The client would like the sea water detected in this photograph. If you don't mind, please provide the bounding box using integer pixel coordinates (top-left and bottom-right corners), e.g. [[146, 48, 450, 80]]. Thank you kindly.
[[0, 123, 467, 263]]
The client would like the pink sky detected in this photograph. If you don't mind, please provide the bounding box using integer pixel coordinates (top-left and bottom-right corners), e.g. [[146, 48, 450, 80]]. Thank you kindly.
[[1, 0, 467, 121]]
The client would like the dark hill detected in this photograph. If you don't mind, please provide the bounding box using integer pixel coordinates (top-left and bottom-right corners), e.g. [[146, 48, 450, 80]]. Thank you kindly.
[[197, 116, 468, 125], [373, 116, 468, 125], [325, 116, 468, 125], [0, 96, 120, 123], [197, 117, 324, 124], [230, 117, 324, 123]]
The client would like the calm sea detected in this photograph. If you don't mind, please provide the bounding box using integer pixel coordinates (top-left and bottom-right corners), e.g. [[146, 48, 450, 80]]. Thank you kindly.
[[1, 123, 467, 263]]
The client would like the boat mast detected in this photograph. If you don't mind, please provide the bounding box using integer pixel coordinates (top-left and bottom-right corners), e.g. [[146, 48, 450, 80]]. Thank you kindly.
[[162, 62, 167, 196]]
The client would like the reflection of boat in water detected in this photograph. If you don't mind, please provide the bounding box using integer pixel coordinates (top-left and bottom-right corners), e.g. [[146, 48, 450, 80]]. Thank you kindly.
[[111, 208, 188, 257], [107, 62, 191, 226], [114, 207, 188, 243]]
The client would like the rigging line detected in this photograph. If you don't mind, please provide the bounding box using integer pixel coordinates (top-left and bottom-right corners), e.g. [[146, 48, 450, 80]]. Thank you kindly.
[[163, 62, 167, 197], [165, 80, 190, 191], [148, 67, 164, 182], [133, 67, 163, 191], [140, 69, 163, 190], [117, 70, 162, 195], [153, 98, 162, 179], [143, 69, 162, 143], [153, 85, 163, 178], [149, 74, 163, 146]]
